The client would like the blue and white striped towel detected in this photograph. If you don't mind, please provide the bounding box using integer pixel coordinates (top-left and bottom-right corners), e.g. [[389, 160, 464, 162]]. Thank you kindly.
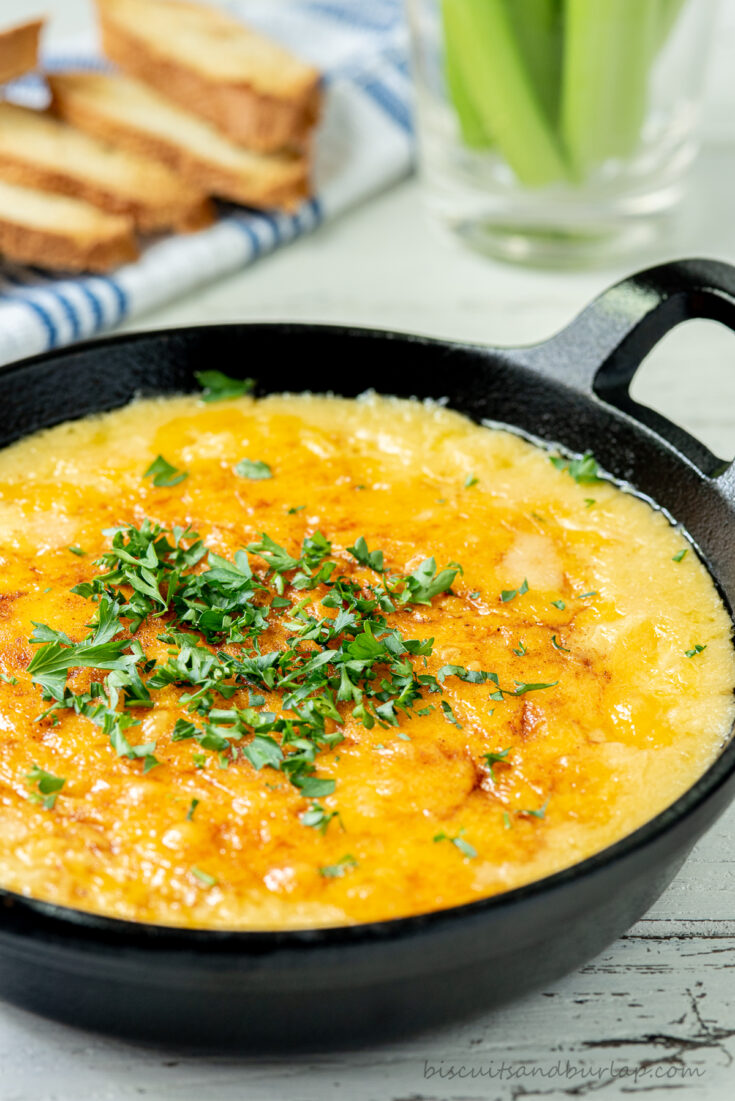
[[0, 0, 414, 367]]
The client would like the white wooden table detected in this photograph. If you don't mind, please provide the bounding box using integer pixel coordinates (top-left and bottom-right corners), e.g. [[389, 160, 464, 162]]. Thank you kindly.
[[3, 2, 735, 1098]]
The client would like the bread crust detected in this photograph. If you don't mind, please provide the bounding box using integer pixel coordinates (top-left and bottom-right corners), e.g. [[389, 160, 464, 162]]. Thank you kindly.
[[0, 151, 215, 234], [98, 9, 321, 152], [49, 75, 310, 212], [0, 214, 138, 273], [0, 19, 43, 84]]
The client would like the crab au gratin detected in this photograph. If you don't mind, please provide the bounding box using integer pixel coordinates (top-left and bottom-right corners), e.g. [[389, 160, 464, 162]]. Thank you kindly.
[[0, 382, 732, 930]]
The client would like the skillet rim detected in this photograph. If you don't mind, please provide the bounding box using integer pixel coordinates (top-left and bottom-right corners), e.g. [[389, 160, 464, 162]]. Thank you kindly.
[[0, 318, 734, 951]]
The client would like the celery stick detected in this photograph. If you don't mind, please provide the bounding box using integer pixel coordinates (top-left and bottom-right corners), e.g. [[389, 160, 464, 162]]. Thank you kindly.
[[607, 0, 658, 158], [441, 0, 568, 187], [561, 0, 657, 177], [442, 2, 493, 148], [504, 0, 563, 128], [654, 0, 688, 52]]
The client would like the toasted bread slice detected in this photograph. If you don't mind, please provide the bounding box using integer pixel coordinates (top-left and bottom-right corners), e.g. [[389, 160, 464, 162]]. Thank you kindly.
[[0, 102, 214, 234], [0, 177, 138, 272], [95, 0, 321, 152], [0, 18, 43, 85], [49, 72, 310, 211]]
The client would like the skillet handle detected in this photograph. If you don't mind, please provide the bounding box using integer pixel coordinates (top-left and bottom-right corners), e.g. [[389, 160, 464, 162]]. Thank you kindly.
[[517, 258, 735, 486]]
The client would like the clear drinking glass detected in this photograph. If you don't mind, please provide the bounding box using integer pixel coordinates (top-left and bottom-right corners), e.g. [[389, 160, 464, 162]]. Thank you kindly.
[[406, 0, 718, 266]]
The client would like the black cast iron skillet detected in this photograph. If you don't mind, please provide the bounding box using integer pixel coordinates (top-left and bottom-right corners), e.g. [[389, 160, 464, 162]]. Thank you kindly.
[[1, 257, 735, 1051]]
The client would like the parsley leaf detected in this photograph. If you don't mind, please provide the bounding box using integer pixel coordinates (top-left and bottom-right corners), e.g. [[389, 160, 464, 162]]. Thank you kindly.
[[685, 644, 707, 658], [144, 455, 188, 488], [483, 747, 511, 783], [347, 535, 384, 573], [512, 681, 558, 695], [319, 854, 357, 878], [191, 866, 217, 887], [300, 803, 341, 834], [195, 370, 255, 402], [433, 829, 477, 859], [400, 557, 460, 605], [234, 458, 272, 480], [26, 763, 65, 810], [550, 451, 601, 484], [518, 800, 548, 820], [673, 548, 688, 563], [501, 579, 529, 603], [441, 699, 462, 728]]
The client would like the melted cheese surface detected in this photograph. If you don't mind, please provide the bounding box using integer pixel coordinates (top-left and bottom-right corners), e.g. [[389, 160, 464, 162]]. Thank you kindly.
[[0, 392, 732, 929]]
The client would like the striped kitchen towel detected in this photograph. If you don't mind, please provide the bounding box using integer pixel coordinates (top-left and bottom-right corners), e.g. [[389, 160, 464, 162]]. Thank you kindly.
[[0, 0, 413, 367]]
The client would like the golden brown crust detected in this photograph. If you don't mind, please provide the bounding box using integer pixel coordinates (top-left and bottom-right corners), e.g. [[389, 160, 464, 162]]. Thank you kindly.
[[0, 214, 138, 273], [0, 154, 215, 235], [48, 75, 310, 212], [0, 19, 43, 84], [98, 10, 322, 152]]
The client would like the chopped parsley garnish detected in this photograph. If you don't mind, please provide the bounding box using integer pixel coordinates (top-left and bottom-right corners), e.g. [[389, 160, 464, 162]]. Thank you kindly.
[[191, 866, 217, 887], [319, 854, 357, 878], [186, 797, 199, 820], [483, 747, 511, 783], [550, 451, 601, 484], [685, 644, 707, 658], [464, 474, 478, 488], [512, 681, 558, 695], [195, 370, 255, 403], [501, 578, 528, 603], [0, 672, 17, 685], [502, 811, 512, 830], [26, 764, 65, 810], [68, 545, 86, 556], [347, 535, 384, 573], [433, 829, 477, 859], [577, 592, 597, 600], [513, 641, 527, 656], [551, 635, 570, 652], [144, 455, 188, 488], [441, 700, 462, 728], [300, 803, 341, 834], [26, 519, 565, 835], [584, 499, 596, 509], [234, 458, 272, 480], [518, 800, 548, 820], [673, 548, 688, 563], [287, 505, 306, 514], [551, 599, 566, 610]]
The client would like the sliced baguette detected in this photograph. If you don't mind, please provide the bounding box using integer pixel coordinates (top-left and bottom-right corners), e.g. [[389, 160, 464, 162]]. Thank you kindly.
[[49, 72, 310, 212], [95, 0, 321, 152], [0, 18, 43, 85], [0, 102, 214, 234], [0, 177, 138, 272]]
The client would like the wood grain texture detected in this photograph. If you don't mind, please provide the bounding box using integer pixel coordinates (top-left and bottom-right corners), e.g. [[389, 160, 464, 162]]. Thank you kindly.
[[2, 0, 735, 1096]]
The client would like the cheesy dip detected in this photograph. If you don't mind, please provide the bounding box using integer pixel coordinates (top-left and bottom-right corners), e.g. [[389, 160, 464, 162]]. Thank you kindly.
[[0, 386, 732, 929]]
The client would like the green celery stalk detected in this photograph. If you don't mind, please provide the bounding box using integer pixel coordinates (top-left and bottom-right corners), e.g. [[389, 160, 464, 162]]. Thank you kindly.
[[441, 0, 568, 186], [607, 0, 659, 158], [504, 0, 564, 129], [655, 0, 688, 51], [561, 0, 658, 177], [442, 1, 493, 148]]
